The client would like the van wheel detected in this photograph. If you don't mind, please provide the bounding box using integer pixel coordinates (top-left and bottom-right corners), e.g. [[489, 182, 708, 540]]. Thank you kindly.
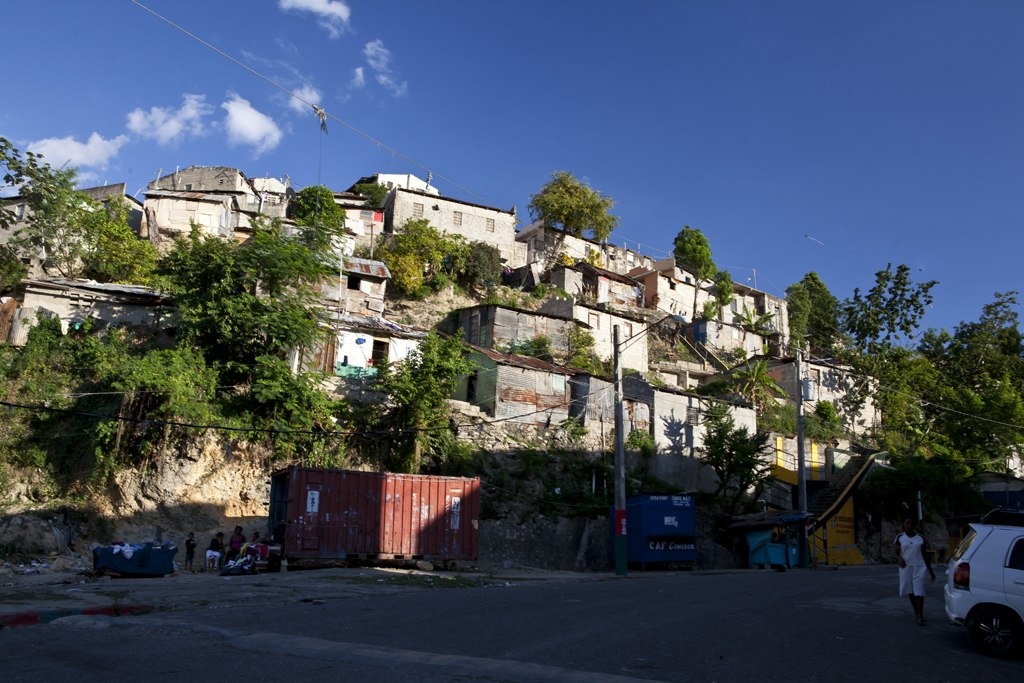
[[966, 607, 1022, 657]]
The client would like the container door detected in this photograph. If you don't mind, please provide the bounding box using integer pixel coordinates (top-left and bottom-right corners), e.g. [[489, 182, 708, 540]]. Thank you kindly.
[[301, 482, 322, 551], [445, 488, 464, 560]]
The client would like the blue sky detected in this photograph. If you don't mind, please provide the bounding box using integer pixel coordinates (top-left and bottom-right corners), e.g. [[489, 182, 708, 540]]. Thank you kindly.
[[3, 1, 1022, 336]]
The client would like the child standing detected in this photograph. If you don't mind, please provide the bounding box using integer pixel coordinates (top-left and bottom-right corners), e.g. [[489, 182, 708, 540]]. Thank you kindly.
[[184, 532, 197, 572]]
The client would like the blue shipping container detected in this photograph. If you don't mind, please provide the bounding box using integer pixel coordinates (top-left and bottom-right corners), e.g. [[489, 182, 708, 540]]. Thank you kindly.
[[622, 494, 697, 569]]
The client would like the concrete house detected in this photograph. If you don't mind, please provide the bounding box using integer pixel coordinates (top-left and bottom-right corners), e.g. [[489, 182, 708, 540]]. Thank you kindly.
[[629, 257, 790, 362], [516, 221, 656, 276], [440, 304, 580, 363], [318, 257, 390, 318], [568, 372, 757, 490], [453, 345, 574, 426], [349, 173, 439, 196], [715, 282, 789, 358], [331, 190, 385, 256], [570, 372, 755, 456], [385, 187, 525, 266], [305, 313, 426, 383], [628, 256, 712, 325], [767, 356, 879, 437], [546, 262, 645, 315], [144, 166, 291, 247], [536, 298, 650, 371], [144, 189, 243, 245], [3, 278, 172, 346]]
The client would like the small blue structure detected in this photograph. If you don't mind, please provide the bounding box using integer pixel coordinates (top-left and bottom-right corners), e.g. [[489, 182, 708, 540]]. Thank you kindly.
[[746, 529, 788, 568], [727, 510, 812, 570], [620, 494, 697, 569]]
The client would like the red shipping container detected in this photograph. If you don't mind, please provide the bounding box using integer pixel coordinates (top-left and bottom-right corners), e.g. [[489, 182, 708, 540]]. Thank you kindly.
[[269, 467, 480, 563]]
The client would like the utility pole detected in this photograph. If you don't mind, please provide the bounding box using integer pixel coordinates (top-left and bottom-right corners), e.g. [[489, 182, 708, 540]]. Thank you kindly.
[[796, 348, 807, 513], [796, 348, 809, 568], [613, 324, 627, 577]]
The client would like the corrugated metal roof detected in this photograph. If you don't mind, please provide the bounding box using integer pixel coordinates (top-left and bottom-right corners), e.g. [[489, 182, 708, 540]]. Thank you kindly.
[[144, 189, 233, 202], [450, 303, 586, 325], [23, 278, 170, 301], [574, 261, 644, 288], [467, 343, 573, 374], [343, 257, 390, 279], [331, 312, 427, 338]]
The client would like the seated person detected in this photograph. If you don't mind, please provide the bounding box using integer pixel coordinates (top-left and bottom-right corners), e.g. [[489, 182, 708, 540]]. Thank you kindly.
[[205, 532, 224, 568], [244, 531, 267, 560], [226, 526, 246, 562]]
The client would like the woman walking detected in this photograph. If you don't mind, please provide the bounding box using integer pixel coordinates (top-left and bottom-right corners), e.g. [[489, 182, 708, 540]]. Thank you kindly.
[[895, 518, 936, 625]]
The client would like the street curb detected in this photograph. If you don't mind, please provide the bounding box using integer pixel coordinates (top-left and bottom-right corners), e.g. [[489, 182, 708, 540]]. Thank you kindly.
[[0, 604, 154, 628]]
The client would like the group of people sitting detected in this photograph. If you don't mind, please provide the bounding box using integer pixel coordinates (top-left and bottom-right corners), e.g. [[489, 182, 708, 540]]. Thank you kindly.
[[204, 526, 264, 569]]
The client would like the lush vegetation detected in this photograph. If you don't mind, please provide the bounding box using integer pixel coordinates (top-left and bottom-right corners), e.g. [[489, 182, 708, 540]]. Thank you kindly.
[[784, 264, 1022, 521], [374, 218, 502, 297], [656, 212, 1016, 520], [2, 137, 1018, 525], [0, 141, 482, 503]]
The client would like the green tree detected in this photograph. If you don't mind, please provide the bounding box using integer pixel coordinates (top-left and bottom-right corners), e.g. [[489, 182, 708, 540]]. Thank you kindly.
[[353, 182, 389, 208], [841, 263, 937, 355], [738, 306, 775, 336], [528, 171, 618, 242], [83, 197, 159, 284], [375, 332, 475, 472], [289, 185, 346, 229], [565, 325, 598, 372], [701, 402, 772, 512], [1, 137, 49, 233], [786, 272, 839, 354], [918, 292, 1024, 471], [673, 226, 717, 319], [460, 241, 502, 289], [731, 359, 787, 412], [714, 270, 734, 315], [836, 264, 938, 433], [510, 335, 554, 363], [158, 218, 330, 379], [288, 185, 346, 269], [376, 218, 466, 297], [2, 137, 157, 283], [785, 281, 811, 348], [0, 245, 27, 289], [9, 165, 97, 278]]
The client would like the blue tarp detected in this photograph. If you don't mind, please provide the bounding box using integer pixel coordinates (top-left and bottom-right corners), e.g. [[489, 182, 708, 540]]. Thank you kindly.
[[93, 543, 177, 577]]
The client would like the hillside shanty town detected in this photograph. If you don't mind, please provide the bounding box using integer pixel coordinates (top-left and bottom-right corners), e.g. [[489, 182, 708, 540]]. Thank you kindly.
[[0, 161, 1021, 577]]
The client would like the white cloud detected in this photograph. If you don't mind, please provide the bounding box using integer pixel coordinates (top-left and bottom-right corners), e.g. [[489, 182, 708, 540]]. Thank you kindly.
[[351, 67, 365, 88], [126, 94, 212, 145], [221, 94, 283, 156], [27, 132, 128, 170], [289, 85, 323, 114], [278, 0, 351, 39], [363, 40, 408, 98], [376, 74, 408, 98], [363, 39, 391, 72]]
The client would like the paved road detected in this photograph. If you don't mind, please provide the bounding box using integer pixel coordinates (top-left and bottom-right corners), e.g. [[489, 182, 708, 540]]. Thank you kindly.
[[1, 563, 1020, 681]]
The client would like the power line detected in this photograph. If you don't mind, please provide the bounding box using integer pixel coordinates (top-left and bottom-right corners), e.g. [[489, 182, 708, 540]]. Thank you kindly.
[[128, 0, 489, 204]]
